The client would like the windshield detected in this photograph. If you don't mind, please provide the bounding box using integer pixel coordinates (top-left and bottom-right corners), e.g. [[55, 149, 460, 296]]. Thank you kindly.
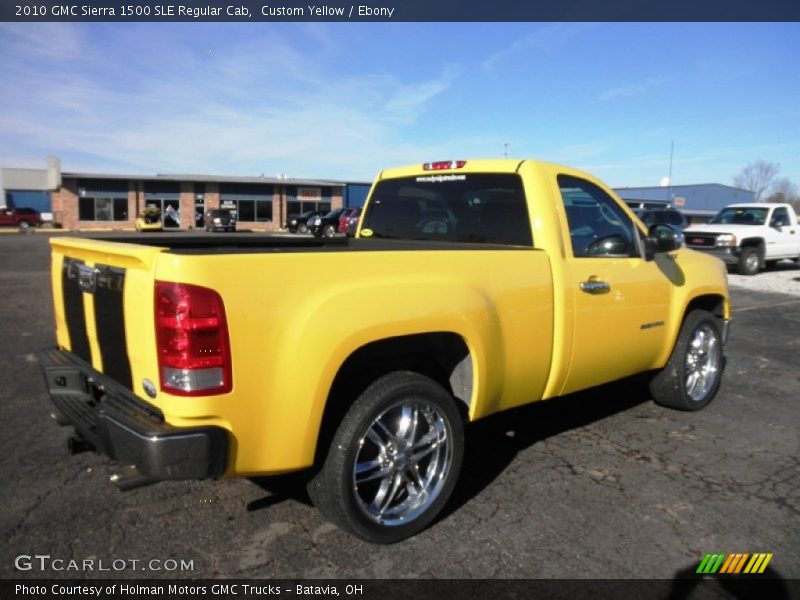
[[361, 174, 532, 246], [710, 207, 767, 225]]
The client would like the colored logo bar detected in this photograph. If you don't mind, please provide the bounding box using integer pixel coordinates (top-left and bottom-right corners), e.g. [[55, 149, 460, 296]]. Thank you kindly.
[[696, 553, 773, 574]]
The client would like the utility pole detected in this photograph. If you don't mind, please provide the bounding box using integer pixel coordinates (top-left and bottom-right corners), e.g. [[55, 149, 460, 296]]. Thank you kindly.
[[667, 141, 674, 205], [503, 143, 509, 158]]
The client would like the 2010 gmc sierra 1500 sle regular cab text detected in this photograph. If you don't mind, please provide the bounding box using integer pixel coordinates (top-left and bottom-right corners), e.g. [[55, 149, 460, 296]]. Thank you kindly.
[[40, 159, 731, 543]]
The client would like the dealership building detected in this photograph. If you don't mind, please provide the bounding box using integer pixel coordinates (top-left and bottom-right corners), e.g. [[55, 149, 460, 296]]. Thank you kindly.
[[0, 158, 372, 231], [2, 157, 753, 230]]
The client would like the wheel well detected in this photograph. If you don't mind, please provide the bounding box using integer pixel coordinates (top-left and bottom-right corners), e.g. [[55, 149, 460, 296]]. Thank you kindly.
[[313, 332, 472, 465], [740, 238, 765, 250], [684, 294, 726, 322]]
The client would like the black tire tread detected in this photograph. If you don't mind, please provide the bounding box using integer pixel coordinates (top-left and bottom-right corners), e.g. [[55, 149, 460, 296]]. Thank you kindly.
[[307, 371, 464, 544], [650, 309, 723, 411], [737, 246, 760, 275]]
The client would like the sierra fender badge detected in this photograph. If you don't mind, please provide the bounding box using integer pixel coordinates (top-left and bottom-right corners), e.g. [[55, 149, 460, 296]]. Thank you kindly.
[[142, 378, 157, 399]]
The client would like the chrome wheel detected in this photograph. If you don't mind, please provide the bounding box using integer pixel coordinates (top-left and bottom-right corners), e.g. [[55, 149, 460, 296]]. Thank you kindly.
[[684, 324, 720, 402], [744, 252, 758, 272], [353, 402, 452, 527]]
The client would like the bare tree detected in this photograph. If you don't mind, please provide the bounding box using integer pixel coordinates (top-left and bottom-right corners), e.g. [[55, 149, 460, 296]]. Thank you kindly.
[[765, 177, 800, 212], [733, 160, 780, 202]]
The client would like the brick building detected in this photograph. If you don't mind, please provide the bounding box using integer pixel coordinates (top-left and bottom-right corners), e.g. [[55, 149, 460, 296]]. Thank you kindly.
[[51, 172, 344, 231]]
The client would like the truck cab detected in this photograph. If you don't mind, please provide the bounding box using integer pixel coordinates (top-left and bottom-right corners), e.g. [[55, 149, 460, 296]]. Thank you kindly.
[[685, 203, 800, 274]]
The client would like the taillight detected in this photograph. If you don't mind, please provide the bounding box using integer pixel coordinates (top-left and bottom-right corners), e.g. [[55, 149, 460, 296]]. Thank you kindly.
[[423, 160, 467, 171], [155, 281, 232, 396]]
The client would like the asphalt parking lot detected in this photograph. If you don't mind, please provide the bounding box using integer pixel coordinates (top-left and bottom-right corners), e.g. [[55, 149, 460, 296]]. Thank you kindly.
[[0, 231, 798, 582]]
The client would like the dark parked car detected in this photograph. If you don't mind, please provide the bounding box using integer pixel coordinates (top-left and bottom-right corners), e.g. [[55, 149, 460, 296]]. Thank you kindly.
[[309, 208, 346, 238], [204, 209, 236, 232], [287, 210, 326, 233], [635, 208, 689, 230], [0, 207, 42, 230]]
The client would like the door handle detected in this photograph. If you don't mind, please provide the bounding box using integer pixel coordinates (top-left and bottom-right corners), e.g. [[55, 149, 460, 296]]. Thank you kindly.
[[580, 280, 610, 294]]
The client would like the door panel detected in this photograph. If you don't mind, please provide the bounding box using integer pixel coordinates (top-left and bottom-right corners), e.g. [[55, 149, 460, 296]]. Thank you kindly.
[[768, 207, 800, 257], [562, 257, 671, 395], [557, 174, 671, 396]]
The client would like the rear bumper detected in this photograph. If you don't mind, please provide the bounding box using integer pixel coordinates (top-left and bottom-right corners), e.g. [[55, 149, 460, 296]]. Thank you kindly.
[[39, 346, 227, 480]]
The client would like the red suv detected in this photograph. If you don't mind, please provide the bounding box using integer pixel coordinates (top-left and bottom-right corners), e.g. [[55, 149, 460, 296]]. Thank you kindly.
[[339, 207, 362, 235], [0, 207, 42, 230], [337, 207, 357, 234]]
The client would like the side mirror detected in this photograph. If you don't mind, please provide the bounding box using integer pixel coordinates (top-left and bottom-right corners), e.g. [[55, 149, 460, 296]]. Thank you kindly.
[[644, 224, 684, 261], [772, 220, 786, 229]]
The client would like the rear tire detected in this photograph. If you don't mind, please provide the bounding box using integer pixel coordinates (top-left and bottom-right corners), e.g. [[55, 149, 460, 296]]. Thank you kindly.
[[298, 224, 309, 234], [18, 221, 30, 231], [737, 246, 760, 275], [323, 224, 336, 238], [307, 371, 464, 544], [650, 310, 724, 411]]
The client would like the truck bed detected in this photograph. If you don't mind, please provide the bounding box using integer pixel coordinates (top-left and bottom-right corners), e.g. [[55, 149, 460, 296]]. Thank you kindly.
[[80, 233, 534, 255]]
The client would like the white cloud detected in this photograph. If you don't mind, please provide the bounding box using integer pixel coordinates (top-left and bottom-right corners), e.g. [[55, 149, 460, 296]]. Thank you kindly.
[[481, 24, 597, 72], [0, 25, 463, 180], [383, 66, 460, 122], [598, 77, 667, 101], [0, 23, 84, 61]]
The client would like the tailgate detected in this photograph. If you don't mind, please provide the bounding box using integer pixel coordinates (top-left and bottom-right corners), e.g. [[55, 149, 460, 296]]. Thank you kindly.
[[50, 237, 167, 394]]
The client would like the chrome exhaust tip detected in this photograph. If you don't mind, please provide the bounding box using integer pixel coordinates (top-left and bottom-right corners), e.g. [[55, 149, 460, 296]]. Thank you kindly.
[[50, 409, 70, 426], [109, 466, 157, 492]]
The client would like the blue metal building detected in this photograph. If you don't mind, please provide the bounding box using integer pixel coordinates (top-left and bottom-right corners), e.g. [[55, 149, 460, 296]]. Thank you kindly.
[[614, 184, 755, 221], [341, 182, 372, 208]]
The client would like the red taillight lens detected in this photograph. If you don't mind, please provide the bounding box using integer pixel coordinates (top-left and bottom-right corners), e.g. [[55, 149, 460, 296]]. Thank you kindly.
[[422, 160, 467, 171], [155, 281, 232, 396]]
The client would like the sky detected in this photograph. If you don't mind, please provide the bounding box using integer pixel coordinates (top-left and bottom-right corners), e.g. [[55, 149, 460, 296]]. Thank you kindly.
[[1, 22, 799, 188]]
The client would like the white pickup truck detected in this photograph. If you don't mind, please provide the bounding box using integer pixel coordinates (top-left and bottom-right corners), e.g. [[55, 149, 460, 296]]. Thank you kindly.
[[685, 203, 800, 275]]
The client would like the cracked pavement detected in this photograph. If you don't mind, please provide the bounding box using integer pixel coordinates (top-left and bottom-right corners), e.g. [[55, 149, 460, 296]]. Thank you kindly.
[[1, 233, 798, 580]]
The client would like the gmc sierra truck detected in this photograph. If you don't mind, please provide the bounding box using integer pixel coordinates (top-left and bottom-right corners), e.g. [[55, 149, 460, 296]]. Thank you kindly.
[[40, 159, 731, 543], [685, 203, 800, 275]]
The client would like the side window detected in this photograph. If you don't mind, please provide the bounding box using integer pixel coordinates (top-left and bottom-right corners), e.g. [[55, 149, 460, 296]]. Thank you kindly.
[[558, 175, 638, 258], [770, 207, 788, 227]]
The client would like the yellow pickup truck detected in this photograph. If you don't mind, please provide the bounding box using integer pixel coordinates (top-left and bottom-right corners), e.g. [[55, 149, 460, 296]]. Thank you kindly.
[[40, 159, 730, 543]]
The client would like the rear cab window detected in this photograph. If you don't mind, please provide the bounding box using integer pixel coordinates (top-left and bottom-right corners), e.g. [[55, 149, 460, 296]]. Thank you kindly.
[[361, 173, 533, 246]]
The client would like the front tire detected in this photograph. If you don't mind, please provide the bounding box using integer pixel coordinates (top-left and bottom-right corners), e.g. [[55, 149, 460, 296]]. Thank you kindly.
[[737, 246, 760, 275], [307, 371, 464, 544], [650, 310, 724, 411]]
